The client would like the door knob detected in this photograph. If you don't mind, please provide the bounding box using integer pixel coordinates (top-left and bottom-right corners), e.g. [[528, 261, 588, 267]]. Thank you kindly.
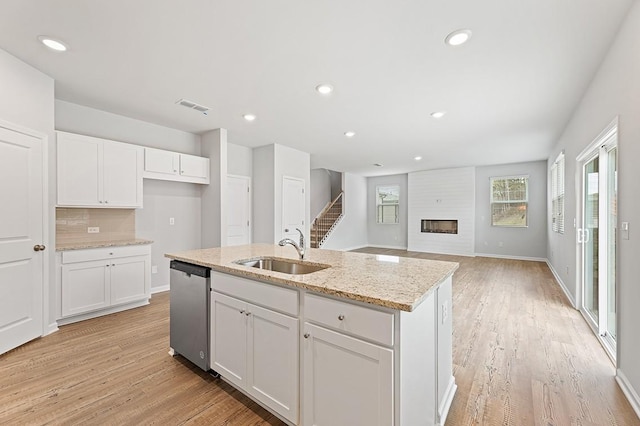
[[33, 244, 46, 252]]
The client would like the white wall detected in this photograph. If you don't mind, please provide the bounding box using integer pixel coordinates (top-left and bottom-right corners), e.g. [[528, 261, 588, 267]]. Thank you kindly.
[[367, 174, 408, 249], [228, 142, 252, 177], [322, 173, 368, 251], [547, 1, 640, 412], [252, 145, 275, 244], [408, 167, 476, 256], [55, 101, 203, 290], [311, 169, 331, 219], [201, 129, 227, 248], [475, 161, 547, 260], [274, 144, 311, 243], [0, 48, 55, 329]]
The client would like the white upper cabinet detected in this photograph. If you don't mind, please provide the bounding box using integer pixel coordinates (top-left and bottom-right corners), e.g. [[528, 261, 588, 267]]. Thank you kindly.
[[143, 147, 209, 184], [144, 147, 179, 177], [57, 131, 143, 208]]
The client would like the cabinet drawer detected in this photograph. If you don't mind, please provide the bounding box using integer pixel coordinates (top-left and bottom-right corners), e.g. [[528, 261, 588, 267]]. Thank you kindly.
[[211, 271, 298, 316], [62, 245, 151, 264], [304, 293, 394, 346]]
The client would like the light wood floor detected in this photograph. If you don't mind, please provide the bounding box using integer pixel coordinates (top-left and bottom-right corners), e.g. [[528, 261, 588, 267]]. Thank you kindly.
[[1, 249, 638, 425]]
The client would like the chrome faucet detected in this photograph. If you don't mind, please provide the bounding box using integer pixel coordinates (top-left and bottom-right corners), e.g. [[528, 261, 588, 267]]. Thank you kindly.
[[278, 228, 305, 259]]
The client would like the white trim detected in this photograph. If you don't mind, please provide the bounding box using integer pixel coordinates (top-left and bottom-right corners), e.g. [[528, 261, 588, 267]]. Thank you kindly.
[[546, 260, 577, 308], [56, 299, 150, 325], [151, 285, 170, 294], [44, 322, 59, 336], [327, 244, 369, 252], [475, 253, 546, 262], [616, 369, 640, 421], [576, 116, 618, 161], [366, 244, 409, 250], [437, 378, 457, 426]]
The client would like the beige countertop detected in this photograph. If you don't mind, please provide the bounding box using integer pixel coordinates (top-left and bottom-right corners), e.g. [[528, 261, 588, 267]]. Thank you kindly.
[[165, 244, 459, 312], [56, 239, 154, 251]]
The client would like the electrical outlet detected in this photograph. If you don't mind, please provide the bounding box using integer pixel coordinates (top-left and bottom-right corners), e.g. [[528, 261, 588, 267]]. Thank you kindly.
[[151, 265, 158, 274], [498, 241, 504, 247], [88, 227, 100, 234], [442, 300, 449, 324], [169, 217, 175, 225]]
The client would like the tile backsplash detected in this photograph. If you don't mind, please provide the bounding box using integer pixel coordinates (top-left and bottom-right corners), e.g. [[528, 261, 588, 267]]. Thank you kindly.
[[56, 208, 135, 244]]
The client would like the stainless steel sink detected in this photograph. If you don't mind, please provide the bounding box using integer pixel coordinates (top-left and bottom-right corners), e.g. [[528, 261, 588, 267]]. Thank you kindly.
[[234, 257, 330, 275]]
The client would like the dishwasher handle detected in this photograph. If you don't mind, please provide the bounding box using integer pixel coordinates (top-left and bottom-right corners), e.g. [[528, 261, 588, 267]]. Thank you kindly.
[[170, 260, 210, 278]]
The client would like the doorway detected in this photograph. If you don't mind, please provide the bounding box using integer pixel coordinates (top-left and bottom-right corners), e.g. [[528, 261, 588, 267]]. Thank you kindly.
[[226, 175, 251, 246], [577, 119, 618, 361]]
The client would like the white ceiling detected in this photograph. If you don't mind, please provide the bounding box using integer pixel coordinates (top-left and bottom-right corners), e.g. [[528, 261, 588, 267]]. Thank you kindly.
[[0, 0, 633, 176]]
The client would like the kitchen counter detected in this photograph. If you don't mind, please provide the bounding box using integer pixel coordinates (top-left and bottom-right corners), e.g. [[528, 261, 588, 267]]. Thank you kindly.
[[56, 238, 153, 251], [165, 243, 458, 311]]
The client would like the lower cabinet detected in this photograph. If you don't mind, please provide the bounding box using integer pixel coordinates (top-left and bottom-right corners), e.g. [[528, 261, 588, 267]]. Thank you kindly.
[[208, 271, 455, 426], [302, 323, 393, 426], [57, 245, 151, 322], [211, 287, 299, 424]]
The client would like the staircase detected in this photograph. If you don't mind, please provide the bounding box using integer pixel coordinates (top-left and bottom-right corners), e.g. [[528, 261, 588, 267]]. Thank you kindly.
[[310, 192, 344, 248]]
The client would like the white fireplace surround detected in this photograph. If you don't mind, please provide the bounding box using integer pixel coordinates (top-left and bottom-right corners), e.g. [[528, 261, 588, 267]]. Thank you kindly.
[[408, 167, 475, 256]]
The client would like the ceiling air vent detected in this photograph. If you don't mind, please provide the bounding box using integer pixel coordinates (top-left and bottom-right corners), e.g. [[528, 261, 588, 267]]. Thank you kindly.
[[175, 98, 210, 115]]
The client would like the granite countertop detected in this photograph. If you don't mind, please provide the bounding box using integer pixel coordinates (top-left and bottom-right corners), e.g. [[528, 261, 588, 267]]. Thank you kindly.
[[165, 244, 459, 312], [56, 239, 154, 251]]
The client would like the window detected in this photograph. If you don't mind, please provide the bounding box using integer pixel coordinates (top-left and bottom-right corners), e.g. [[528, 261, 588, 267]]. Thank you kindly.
[[376, 185, 399, 224], [551, 153, 565, 233], [490, 176, 528, 227]]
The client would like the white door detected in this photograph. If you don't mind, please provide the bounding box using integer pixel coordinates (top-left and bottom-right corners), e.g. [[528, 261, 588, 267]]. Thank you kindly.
[[303, 323, 394, 426], [578, 123, 618, 359], [227, 175, 251, 246], [282, 176, 305, 241], [0, 123, 45, 355]]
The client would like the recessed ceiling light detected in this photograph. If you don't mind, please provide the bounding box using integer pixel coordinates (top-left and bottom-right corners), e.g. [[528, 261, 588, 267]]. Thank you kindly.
[[445, 29, 472, 46], [431, 111, 446, 119], [344, 131, 356, 138], [414, 156, 422, 161], [38, 36, 68, 52], [243, 113, 256, 122], [315, 84, 334, 95], [374, 163, 383, 167]]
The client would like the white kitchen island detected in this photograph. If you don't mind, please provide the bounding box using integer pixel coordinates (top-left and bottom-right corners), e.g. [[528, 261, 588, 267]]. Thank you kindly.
[[166, 244, 458, 426]]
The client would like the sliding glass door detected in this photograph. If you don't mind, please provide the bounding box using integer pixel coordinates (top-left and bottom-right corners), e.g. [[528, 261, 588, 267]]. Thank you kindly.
[[578, 125, 617, 360]]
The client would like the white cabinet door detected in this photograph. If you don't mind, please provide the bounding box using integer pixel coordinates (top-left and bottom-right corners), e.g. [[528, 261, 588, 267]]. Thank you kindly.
[[103, 141, 143, 208], [57, 132, 143, 208], [303, 323, 394, 426], [180, 154, 209, 180], [110, 256, 149, 306], [211, 292, 247, 389], [57, 132, 102, 206], [247, 303, 298, 423], [61, 260, 109, 317], [144, 147, 179, 176]]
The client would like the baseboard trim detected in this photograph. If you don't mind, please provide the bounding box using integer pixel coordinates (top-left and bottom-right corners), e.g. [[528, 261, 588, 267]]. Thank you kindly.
[[546, 260, 576, 308], [475, 252, 546, 262], [616, 369, 640, 421], [366, 244, 409, 250], [151, 285, 170, 294], [57, 299, 150, 326], [438, 377, 457, 426], [44, 322, 59, 336]]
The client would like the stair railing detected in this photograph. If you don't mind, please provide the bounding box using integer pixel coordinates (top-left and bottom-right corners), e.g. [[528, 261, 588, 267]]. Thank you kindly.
[[313, 192, 344, 248]]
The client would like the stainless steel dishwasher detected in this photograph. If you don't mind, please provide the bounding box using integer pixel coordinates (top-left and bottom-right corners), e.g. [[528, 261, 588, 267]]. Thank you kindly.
[[169, 260, 211, 371]]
